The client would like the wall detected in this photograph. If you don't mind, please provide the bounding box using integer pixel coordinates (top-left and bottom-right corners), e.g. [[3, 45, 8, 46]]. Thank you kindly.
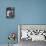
[[0, 0, 46, 45], [16, 0, 46, 24], [0, 0, 17, 44]]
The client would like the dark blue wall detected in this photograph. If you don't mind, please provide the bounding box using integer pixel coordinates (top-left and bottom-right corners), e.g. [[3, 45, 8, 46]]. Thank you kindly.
[[0, 0, 46, 44]]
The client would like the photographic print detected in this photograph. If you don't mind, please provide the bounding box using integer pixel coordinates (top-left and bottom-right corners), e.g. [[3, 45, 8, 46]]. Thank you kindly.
[[6, 7, 15, 18], [18, 24, 46, 46]]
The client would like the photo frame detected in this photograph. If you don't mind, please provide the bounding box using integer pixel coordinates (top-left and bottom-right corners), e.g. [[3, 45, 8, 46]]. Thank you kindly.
[[18, 24, 46, 42], [6, 7, 15, 18]]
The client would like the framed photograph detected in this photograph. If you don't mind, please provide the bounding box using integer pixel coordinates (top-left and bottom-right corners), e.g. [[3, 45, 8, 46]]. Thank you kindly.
[[18, 24, 46, 42], [6, 7, 15, 18]]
